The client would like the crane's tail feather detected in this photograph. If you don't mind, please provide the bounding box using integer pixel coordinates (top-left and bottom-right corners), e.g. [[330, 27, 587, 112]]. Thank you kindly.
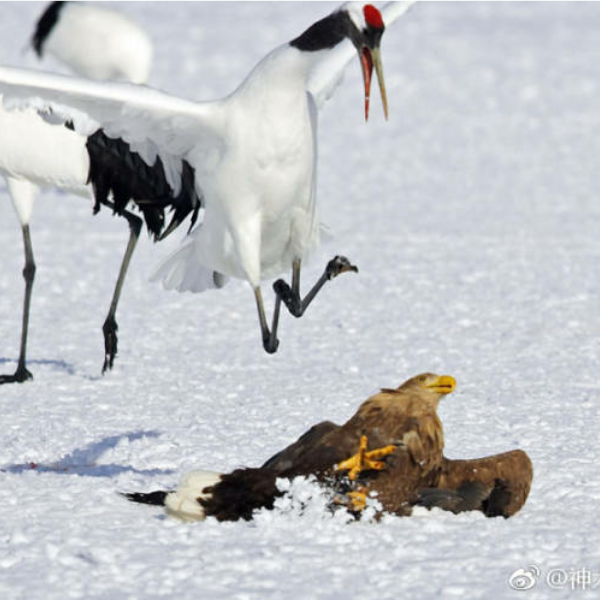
[[150, 238, 229, 293]]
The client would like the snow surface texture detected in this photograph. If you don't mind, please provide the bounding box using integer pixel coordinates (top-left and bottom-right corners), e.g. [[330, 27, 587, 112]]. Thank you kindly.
[[1, 2, 599, 599]]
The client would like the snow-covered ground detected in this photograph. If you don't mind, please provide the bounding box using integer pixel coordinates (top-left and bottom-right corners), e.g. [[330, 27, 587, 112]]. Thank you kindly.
[[1, 2, 599, 598]]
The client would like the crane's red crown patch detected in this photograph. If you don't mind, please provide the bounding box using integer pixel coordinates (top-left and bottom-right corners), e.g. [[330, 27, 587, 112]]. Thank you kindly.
[[363, 5, 384, 30]]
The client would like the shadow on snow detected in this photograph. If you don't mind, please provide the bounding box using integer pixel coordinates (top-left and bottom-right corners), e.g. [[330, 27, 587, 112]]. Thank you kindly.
[[1, 430, 175, 477], [0, 357, 76, 376]]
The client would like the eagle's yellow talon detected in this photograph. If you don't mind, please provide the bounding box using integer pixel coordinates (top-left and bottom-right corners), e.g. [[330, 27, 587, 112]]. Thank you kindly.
[[347, 489, 367, 511], [336, 435, 397, 481], [366, 444, 397, 460]]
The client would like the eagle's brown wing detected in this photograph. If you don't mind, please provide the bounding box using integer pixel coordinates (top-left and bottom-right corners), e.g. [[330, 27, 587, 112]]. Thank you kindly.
[[434, 449, 533, 517], [261, 421, 361, 478], [415, 481, 494, 514]]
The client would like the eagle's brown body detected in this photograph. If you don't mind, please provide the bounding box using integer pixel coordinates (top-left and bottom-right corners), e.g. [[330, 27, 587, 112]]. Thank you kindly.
[[126, 373, 533, 521], [262, 373, 532, 519], [264, 375, 447, 478]]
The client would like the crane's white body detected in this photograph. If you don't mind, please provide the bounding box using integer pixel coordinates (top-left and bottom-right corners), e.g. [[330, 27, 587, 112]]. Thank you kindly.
[[157, 45, 322, 291], [0, 102, 91, 224], [40, 2, 153, 84]]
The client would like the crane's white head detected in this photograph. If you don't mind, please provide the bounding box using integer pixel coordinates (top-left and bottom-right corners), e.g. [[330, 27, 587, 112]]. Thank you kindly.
[[291, 3, 388, 121]]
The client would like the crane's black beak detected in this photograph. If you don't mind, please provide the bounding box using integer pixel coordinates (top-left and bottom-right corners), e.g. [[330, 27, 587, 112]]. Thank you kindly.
[[360, 45, 388, 121]]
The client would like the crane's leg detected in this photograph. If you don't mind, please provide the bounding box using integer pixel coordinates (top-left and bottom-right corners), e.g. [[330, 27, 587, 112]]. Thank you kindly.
[[254, 287, 281, 354], [1, 224, 36, 384], [254, 256, 357, 354], [274, 256, 358, 318], [101, 203, 142, 373]]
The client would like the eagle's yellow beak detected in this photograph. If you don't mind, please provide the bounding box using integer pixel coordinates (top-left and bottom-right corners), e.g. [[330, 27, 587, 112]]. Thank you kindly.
[[425, 375, 456, 395]]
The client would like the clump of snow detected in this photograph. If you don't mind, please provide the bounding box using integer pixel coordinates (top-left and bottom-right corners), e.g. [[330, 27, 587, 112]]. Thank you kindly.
[[260, 475, 380, 524]]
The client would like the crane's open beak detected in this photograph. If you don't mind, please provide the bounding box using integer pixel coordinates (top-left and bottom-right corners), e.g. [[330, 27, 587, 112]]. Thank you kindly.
[[360, 45, 388, 121]]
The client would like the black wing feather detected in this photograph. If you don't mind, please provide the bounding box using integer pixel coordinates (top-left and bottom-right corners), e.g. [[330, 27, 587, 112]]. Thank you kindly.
[[86, 129, 201, 240]]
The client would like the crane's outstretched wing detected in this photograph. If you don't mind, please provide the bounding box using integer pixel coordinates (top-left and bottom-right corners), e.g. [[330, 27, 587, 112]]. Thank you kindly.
[[0, 65, 223, 195], [307, 1, 416, 110], [380, 0, 418, 27]]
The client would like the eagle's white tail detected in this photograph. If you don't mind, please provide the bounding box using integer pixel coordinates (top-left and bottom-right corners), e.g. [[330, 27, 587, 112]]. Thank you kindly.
[[164, 470, 223, 522]]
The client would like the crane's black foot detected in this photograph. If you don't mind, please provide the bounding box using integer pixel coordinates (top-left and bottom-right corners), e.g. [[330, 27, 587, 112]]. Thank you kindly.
[[273, 256, 359, 318], [326, 256, 358, 280], [0, 365, 33, 384], [262, 333, 280, 354], [102, 316, 118, 373]]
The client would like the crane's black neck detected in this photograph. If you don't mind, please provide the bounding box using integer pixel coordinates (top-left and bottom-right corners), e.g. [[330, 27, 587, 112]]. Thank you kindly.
[[290, 11, 356, 52], [290, 9, 383, 54], [32, 1, 66, 57]]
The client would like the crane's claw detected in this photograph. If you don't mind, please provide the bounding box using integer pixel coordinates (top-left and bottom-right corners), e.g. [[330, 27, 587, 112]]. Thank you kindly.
[[335, 435, 396, 481], [325, 256, 359, 280], [0, 366, 33, 384]]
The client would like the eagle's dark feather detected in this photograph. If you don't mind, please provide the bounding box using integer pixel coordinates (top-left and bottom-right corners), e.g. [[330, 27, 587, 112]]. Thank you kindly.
[[416, 481, 493, 514], [199, 468, 282, 522], [432, 450, 533, 518]]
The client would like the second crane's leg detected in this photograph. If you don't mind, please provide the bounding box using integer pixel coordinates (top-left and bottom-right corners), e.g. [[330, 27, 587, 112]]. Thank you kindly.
[[273, 256, 358, 318], [101, 207, 142, 373], [0, 224, 36, 384]]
